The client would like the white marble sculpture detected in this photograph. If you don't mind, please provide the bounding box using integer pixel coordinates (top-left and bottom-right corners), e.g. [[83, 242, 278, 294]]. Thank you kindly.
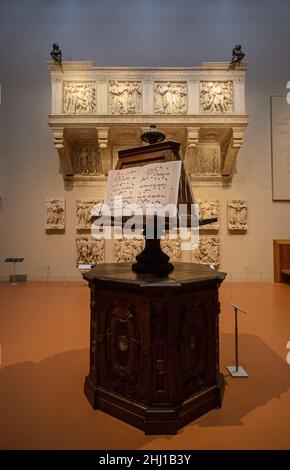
[[49, 62, 248, 185], [228, 200, 248, 231], [76, 236, 104, 265], [161, 238, 181, 262], [76, 199, 103, 230], [193, 145, 220, 174], [74, 144, 103, 175], [154, 82, 187, 114], [196, 199, 220, 231], [192, 236, 220, 266], [109, 81, 142, 114], [45, 198, 65, 230], [63, 82, 96, 113], [114, 238, 144, 263], [200, 81, 233, 113]]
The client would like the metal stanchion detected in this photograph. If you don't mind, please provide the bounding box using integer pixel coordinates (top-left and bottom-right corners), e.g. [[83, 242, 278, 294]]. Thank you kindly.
[[226, 302, 248, 378]]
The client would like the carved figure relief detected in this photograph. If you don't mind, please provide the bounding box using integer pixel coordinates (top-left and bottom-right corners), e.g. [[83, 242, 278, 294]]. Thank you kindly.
[[45, 198, 65, 230], [63, 82, 96, 113], [109, 81, 142, 114], [193, 145, 220, 174], [74, 144, 103, 175], [228, 200, 248, 231], [114, 238, 144, 263], [154, 82, 187, 114], [161, 238, 181, 261], [76, 236, 104, 265], [196, 200, 220, 231], [76, 199, 103, 230], [192, 237, 220, 266], [200, 81, 233, 113]]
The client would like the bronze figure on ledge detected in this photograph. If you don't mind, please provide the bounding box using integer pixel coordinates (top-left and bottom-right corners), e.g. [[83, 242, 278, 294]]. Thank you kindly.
[[50, 42, 62, 65], [230, 44, 245, 68]]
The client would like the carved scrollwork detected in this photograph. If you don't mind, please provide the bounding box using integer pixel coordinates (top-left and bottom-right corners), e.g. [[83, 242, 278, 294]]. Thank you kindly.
[[118, 335, 129, 352], [103, 303, 142, 395]]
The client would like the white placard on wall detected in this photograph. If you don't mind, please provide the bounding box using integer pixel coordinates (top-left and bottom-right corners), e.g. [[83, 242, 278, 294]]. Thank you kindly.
[[271, 96, 290, 201]]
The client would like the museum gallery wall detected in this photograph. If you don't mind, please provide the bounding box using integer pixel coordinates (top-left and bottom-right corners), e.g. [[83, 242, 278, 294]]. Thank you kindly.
[[0, 0, 290, 281]]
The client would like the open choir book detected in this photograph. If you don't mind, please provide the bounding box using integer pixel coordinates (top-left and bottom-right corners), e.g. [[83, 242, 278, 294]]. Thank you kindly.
[[104, 161, 182, 212]]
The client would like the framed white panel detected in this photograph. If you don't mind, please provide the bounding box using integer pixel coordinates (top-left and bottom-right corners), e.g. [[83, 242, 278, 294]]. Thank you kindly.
[[271, 96, 290, 201]]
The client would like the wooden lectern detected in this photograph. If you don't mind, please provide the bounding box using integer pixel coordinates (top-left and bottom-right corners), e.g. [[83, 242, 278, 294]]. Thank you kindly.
[[83, 137, 225, 434]]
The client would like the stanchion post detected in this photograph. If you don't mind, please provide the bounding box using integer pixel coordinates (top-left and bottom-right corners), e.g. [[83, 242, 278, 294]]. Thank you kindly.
[[226, 302, 248, 378]]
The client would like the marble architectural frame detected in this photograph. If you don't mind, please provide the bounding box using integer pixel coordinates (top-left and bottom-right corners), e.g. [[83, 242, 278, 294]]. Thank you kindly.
[[48, 61, 248, 187]]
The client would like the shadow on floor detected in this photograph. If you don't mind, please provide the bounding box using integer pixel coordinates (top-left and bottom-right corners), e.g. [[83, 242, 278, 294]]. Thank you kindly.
[[197, 332, 290, 427], [0, 333, 289, 448], [0, 349, 153, 449]]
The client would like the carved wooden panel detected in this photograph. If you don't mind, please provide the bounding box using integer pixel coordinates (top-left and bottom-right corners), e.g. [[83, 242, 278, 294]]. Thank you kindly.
[[84, 263, 225, 434], [169, 290, 218, 402], [95, 291, 150, 401], [151, 300, 169, 403]]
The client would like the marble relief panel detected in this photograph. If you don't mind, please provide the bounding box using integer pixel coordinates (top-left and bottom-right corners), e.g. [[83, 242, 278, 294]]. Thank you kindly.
[[200, 81, 233, 113], [161, 238, 181, 262], [154, 82, 187, 114], [114, 238, 144, 263], [76, 236, 104, 265], [196, 199, 220, 231], [192, 236, 220, 266], [109, 81, 142, 114], [45, 198, 65, 230], [193, 144, 221, 174], [74, 144, 103, 175], [76, 199, 103, 230], [63, 82, 96, 113], [228, 200, 248, 231]]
